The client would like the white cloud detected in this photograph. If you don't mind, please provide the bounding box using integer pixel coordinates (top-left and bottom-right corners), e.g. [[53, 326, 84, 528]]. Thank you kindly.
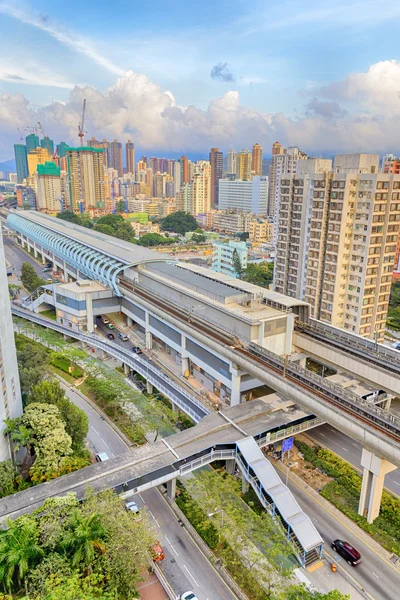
[[1, 62, 400, 160], [0, 59, 74, 89], [0, 1, 123, 76]]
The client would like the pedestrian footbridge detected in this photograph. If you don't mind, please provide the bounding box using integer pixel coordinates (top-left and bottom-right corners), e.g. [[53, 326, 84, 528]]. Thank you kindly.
[[0, 399, 323, 567]]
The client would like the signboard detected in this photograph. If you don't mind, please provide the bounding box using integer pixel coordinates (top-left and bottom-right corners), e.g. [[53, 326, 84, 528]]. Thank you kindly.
[[282, 437, 294, 454]]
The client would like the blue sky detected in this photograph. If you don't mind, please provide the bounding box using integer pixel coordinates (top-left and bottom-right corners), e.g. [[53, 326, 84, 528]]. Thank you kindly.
[[0, 0, 400, 160]]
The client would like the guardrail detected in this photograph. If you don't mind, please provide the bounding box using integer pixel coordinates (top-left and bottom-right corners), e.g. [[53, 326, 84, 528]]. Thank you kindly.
[[256, 417, 324, 447], [11, 306, 210, 422]]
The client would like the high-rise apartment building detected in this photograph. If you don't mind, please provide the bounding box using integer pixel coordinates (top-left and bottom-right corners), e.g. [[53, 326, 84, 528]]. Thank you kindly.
[[25, 133, 39, 153], [14, 144, 28, 183], [66, 147, 106, 211], [191, 161, 211, 215], [235, 149, 252, 181], [177, 184, 192, 212], [268, 143, 307, 237], [209, 148, 223, 206], [27, 147, 53, 176], [35, 162, 61, 212], [227, 149, 236, 175], [174, 161, 181, 194], [212, 240, 248, 278], [126, 140, 135, 175], [252, 143, 263, 176], [218, 176, 268, 214], [179, 156, 189, 183], [88, 138, 109, 168], [108, 139, 123, 176], [41, 137, 54, 155], [0, 227, 23, 461], [275, 153, 397, 341]]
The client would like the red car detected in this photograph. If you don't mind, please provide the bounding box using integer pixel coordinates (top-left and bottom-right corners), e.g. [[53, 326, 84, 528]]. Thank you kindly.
[[332, 539, 362, 566]]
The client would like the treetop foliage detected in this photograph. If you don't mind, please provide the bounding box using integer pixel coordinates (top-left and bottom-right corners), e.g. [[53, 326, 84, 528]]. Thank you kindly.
[[160, 211, 198, 235]]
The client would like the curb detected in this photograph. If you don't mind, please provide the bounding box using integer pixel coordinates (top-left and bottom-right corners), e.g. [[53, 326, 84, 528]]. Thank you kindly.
[[54, 374, 135, 450], [272, 458, 400, 571]]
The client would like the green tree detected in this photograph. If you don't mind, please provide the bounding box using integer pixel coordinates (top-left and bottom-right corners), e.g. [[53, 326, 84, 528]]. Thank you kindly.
[[28, 381, 88, 453], [22, 403, 73, 472], [25, 572, 115, 600], [138, 233, 173, 246], [95, 214, 124, 228], [0, 460, 19, 498], [192, 233, 206, 243], [0, 516, 44, 594], [20, 263, 46, 293], [93, 224, 114, 236], [78, 213, 93, 229], [160, 210, 199, 235], [62, 510, 106, 570], [26, 554, 72, 598], [115, 199, 126, 213], [114, 222, 136, 242], [16, 339, 49, 400], [284, 586, 350, 600], [241, 261, 274, 287], [56, 211, 81, 224], [232, 249, 244, 277]]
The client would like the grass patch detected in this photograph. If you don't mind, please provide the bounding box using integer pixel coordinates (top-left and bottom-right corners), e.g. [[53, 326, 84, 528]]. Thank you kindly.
[[78, 381, 146, 446], [50, 354, 84, 378], [40, 308, 57, 321], [296, 440, 400, 555]]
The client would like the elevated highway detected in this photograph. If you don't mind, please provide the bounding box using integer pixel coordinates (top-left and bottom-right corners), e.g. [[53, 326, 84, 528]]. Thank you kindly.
[[294, 319, 400, 398]]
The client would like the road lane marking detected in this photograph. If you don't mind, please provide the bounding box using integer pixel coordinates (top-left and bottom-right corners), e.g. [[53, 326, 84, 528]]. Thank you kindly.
[[139, 494, 145, 502], [372, 572, 379, 579], [341, 446, 348, 452], [311, 517, 318, 523], [319, 433, 326, 438], [101, 438, 110, 449], [149, 510, 161, 528], [90, 426, 99, 435], [283, 467, 400, 574], [184, 565, 199, 587], [352, 443, 358, 447]]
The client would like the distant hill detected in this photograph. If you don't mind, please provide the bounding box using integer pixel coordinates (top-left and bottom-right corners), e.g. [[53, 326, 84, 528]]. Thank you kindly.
[[0, 159, 16, 172]]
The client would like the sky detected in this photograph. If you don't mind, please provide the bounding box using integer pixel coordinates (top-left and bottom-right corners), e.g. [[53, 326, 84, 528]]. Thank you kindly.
[[1, 0, 400, 161]]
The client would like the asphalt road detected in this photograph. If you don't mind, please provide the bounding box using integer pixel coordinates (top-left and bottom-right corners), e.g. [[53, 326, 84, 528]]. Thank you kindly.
[[62, 380, 237, 600], [3, 235, 44, 277], [283, 467, 400, 600], [308, 423, 400, 497]]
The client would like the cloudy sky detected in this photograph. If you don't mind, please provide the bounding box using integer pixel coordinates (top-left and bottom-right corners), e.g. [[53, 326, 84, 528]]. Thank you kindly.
[[0, 0, 400, 161]]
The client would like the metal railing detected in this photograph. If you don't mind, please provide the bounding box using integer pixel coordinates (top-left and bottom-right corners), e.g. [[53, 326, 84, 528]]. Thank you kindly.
[[11, 306, 210, 422], [256, 417, 324, 447]]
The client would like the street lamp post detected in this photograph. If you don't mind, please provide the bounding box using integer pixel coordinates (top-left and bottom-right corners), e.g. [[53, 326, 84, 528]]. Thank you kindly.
[[207, 508, 224, 527]]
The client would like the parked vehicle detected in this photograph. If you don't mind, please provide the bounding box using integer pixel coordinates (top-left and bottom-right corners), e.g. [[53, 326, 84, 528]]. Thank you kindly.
[[125, 501, 139, 513], [392, 342, 400, 351], [118, 332, 129, 341], [332, 539, 362, 565], [151, 543, 165, 562], [181, 593, 198, 600], [131, 346, 142, 354], [95, 452, 109, 462], [42, 267, 52, 272], [106, 323, 115, 330], [101, 315, 110, 324], [107, 333, 115, 340]]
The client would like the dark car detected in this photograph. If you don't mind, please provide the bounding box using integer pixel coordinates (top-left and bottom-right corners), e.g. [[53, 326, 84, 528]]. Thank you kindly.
[[107, 333, 115, 340], [131, 346, 142, 354], [332, 539, 362, 566]]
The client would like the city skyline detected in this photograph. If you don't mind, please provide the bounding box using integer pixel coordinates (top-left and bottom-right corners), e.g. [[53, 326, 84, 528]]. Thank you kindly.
[[1, 1, 400, 160]]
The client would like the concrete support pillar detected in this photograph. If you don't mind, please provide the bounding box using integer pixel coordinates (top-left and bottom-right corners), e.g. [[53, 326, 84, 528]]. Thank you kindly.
[[257, 321, 265, 346], [229, 365, 241, 406], [85, 293, 94, 333], [63, 261, 68, 283], [126, 316, 133, 327], [146, 381, 153, 394], [41, 253, 46, 265], [33, 243, 38, 259], [358, 448, 397, 523], [145, 330, 153, 350], [225, 459, 235, 475], [123, 363, 130, 376], [171, 402, 177, 412], [284, 312, 295, 356], [382, 397, 392, 411], [241, 473, 249, 494], [80, 341, 87, 349], [181, 335, 190, 376], [167, 478, 176, 501]]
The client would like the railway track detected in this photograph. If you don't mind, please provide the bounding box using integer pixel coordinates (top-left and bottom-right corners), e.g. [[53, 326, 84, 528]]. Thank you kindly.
[[119, 278, 400, 445]]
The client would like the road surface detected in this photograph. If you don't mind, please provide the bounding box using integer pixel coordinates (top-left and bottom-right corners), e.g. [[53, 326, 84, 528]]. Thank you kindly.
[[309, 423, 400, 497], [61, 380, 237, 600], [3, 236, 44, 277], [283, 466, 400, 600]]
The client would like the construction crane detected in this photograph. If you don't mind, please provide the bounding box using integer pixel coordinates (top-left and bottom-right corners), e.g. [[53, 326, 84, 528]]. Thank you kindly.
[[24, 125, 39, 136], [78, 99, 87, 146], [37, 121, 47, 139]]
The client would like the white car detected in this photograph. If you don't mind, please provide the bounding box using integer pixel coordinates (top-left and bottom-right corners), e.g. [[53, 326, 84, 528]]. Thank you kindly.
[[125, 501, 139, 514], [181, 593, 198, 600]]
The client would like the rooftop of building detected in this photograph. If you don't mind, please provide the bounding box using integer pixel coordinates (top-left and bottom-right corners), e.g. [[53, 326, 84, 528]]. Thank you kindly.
[[8, 210, 165, 266], [37, 162, 60, 176], [66, 147, 104, 153], [57, 279, 109, 294]]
